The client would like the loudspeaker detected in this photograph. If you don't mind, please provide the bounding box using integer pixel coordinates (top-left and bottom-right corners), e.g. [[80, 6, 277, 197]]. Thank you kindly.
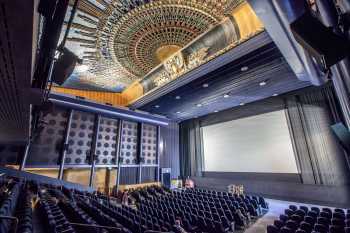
[[290, 11, 350, 69], [331, 122, 350, 152], [51, 48, 81, 85], [160, 168, 171, 188]]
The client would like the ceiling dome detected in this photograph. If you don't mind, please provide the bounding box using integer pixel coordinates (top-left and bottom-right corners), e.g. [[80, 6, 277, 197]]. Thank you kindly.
[[105, 1, 221, 77], [65, 0, 241, 91]]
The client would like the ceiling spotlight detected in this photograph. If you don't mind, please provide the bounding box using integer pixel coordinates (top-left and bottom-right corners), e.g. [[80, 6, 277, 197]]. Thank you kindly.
[[259, 81, 267, 86], [176, 111, 181, 114], [214, 110, 219, 113], [155, 105, 160, 108], [223, 94, 230, 98], [241, 66, 249, 72], [239, 102, 245, 106], [272, 93, 279, 97], [196, 103, 203, 107], [202, 83, 209, 88], [175, 96, 181, 100]]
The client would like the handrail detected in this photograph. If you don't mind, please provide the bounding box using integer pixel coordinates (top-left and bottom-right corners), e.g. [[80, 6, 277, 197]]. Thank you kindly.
[[0, 215, 19, 233]]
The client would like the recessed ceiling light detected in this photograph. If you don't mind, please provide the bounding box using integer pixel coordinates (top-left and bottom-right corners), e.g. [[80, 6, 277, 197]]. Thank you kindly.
[[239, 103, 245, 106], [202, 83, 209, 88], [175, 96, 181, 100], [176, 111, 181, 114], [214, 110, 219, 113], [155, 105, 160, 108], [259, 81, 267, 86], [223, 94, 230, 98], [196, 103, 203, 107], [272, 93, 279, 97], [241, 66, 249, 72]]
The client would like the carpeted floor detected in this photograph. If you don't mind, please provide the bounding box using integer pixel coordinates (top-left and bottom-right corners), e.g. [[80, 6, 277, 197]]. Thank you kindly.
[[244, 199, 335, 233]]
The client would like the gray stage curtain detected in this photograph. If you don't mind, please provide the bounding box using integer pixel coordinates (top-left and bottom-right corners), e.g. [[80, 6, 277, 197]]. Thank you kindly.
[[285, 85, 350, 185], [179, 119, 204, 178]]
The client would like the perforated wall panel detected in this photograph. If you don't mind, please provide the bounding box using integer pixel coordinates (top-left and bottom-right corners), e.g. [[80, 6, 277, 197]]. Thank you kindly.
[[95, 117, 119, 165], [27, 107, 69, 165], [65, 111, 95, 165], [120, 121, 138, 165], [141, 124, 158, 165]]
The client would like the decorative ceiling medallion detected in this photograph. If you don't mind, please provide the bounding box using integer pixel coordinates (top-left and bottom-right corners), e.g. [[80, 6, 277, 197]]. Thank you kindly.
[[64, 0, 245, 91], [104, 2, 224, 77]]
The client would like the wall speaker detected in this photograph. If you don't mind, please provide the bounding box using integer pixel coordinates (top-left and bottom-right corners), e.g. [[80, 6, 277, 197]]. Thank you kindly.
[[290, 12, 350, 69], [51, 48, 81, 85], [331, 122, 350, 152], [160, 168, 171, 188]]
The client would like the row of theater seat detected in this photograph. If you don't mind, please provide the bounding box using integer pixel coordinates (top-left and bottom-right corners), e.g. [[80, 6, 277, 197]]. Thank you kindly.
[[129, 186, 269, 233], [0, 174, 269, 233], [267, 204, 350, 233]]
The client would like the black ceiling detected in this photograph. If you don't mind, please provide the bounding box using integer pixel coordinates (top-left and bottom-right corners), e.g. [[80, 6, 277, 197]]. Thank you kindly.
[[139, 42, 311, 121]]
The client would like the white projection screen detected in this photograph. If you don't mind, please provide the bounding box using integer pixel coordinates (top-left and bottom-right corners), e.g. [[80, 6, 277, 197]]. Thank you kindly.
[[202, 110, 298, 173]]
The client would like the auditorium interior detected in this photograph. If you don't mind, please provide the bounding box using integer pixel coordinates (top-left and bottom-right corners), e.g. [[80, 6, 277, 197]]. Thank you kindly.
[[1, 0, 350, 232]]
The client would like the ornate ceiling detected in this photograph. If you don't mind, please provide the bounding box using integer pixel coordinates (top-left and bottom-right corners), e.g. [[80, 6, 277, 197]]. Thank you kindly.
[[62, 0, 244, 92]]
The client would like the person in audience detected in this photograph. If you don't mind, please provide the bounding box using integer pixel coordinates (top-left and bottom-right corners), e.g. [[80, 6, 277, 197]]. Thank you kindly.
[[122, 189, 129, 205], [173, 218, 188, 233]]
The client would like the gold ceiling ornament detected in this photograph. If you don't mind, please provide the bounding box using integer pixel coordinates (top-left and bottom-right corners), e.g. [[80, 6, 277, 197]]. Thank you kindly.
[[65, 0, 245, 90], [97, 0, 240, 77]]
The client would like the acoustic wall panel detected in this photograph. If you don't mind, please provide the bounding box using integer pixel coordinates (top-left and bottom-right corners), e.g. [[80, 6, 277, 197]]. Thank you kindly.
[[120, 121, 138, 165], [27, 107, 69, 165], [95, 117, 119, 165], [141, 124, 157, 165], [65, 111, 96, 165]]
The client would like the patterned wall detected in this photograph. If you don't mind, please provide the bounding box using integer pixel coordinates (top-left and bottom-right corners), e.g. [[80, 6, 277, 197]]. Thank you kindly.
[[27, 107, 69, 165], [95, 117, 119, 165], [65, 111, 96, 165], [141, 124, 158, 165], [120, 121, 139, 165]]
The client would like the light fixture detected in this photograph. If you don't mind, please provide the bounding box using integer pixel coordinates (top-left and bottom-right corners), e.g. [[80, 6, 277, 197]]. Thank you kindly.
[[155, 105, 160, 108], [176, 111, 181, 114], [240, 66, 249, 72], [259, 80, 267, 86], [175, 96, 181, 100], [196, 103, 203, 107], [223, 94, 230, 98], [272, 93, 279, 97], [75, 64, 89, 73], [214, 110, 219, 113], [202, 83, 209, 88], [239, 102, 245, 106]]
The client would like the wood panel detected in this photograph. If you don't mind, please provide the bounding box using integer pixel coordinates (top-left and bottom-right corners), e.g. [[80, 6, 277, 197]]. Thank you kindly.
[[231, 2, 264, 40], [121, 81, 144, 105], [52, 87, 128, 106]]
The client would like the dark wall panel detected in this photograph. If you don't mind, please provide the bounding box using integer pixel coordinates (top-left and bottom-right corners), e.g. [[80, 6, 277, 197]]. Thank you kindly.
[[141, 167, 157, 183], [120, 167, 138, 185], [160, 122, 180, 179], [0, 145, 22, 165]]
